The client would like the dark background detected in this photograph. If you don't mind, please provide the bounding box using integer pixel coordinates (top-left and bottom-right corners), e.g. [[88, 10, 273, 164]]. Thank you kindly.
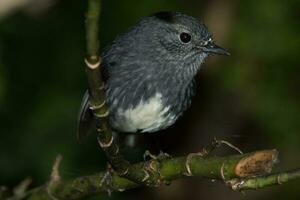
[[0, 0, 300, 199]]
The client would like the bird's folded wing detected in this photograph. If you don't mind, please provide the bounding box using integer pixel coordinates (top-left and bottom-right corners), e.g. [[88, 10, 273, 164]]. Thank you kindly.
[[77, 90, 94, 140]]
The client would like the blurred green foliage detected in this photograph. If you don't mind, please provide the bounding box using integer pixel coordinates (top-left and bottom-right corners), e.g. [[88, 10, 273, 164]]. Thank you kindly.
[[0, 0, 299, 200], [222, 0, 300, 145]]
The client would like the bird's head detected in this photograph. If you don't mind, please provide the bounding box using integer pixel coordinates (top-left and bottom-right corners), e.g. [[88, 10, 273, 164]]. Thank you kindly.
[[104, 11, 229, 84], [147, 12, 229, 78]]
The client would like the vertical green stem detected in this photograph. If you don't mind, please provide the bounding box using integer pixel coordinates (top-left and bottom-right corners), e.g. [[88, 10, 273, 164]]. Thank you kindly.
[[84, 0, 152, 184], [86, 0, 100, 64]]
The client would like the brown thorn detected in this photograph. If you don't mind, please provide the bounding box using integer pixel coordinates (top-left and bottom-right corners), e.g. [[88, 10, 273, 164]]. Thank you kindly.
[[13, 178, 32, 198], [84, 58, 101, 69], [227, 179, 245, 191], [118, 188, 125, 192], [47, 155, 63, 200], [143, 150, 157, 160], [95, 110, 110, 118], [95, 111, 109, 118], [89, 100, 106, 111], [277, 174, 282, 184], [96, 128, 103, 132], [149, 160, 156, 171], [115, 145, 119, 154], [218, 140, 243, 154], [142, 170, 150, 182], [119, 168, 129, 176], [201, 148, 209, 156], [185, 153, 204, 176], [98, 136, 114, 148], [50, 154, 63, 182], [185, 154, 193, 176], [98, 83, 105, 90], [220, 163, 226, 181]]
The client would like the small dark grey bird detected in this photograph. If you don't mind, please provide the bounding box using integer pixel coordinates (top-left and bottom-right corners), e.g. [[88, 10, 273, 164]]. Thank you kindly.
[[78, 11, 229, 139]]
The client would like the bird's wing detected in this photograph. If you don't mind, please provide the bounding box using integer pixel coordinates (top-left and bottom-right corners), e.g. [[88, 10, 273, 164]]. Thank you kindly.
[[76, 90, 94, 141]]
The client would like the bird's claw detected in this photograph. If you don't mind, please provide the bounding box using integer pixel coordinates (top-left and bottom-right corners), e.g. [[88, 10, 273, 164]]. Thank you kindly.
[[143, 150, 171, 161]]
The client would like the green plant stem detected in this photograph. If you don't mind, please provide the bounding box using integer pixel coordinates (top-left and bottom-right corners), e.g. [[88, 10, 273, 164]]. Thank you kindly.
[[12, 150, 280, 200], [85, 0, 132, 177], [86, 0, 100, 63], [227, 168, 300, 191]]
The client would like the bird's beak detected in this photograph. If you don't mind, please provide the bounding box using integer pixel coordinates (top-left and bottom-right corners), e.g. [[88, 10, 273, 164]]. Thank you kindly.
[[202, 42, 230, 56]]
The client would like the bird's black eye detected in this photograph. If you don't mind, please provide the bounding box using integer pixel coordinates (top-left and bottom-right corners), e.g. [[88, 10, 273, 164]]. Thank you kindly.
[[180, 32, 191, 43]]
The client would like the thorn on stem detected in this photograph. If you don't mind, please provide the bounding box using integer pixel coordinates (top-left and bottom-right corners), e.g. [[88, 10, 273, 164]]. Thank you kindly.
[[143, 150, 156, 161], [185, 152, 205, 176], [47, 155, 63, 200], [89, 100, 106, 111], [143, 150, 171, 161], [220, 163, 226, 181], [94, 110, 110, 118], [277, 174, 282, 184], [13, 178, 32, 199], [214, 138, 243, 155], [226, 178, 245, 191], [142, 170, 150, 182], [98, 135, 114, 148], [200, 137, 242, 158], [84, 57, 101, 69], [50, 154, 63, 183], [119, 168, 129, 176]]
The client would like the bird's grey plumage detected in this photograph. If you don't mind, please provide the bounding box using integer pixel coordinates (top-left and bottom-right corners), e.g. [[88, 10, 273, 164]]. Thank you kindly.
[[77, 12, 228, 139]]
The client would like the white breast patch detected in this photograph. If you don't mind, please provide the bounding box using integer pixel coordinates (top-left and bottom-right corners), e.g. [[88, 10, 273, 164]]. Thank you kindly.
[[115, 93, 175, 133]]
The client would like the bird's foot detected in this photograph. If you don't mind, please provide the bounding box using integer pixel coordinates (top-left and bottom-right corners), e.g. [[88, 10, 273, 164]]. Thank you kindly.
[[142, 150, 172, 186], [143, 150, 171, 162]]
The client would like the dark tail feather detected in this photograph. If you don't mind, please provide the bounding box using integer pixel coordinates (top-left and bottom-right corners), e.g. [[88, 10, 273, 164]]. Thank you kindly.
[[77, 91, 94, 141]]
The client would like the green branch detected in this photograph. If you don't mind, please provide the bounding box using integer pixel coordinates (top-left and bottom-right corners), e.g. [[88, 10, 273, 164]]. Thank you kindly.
[[10, 150, 281, 200], [4, 150, 300, 199]]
